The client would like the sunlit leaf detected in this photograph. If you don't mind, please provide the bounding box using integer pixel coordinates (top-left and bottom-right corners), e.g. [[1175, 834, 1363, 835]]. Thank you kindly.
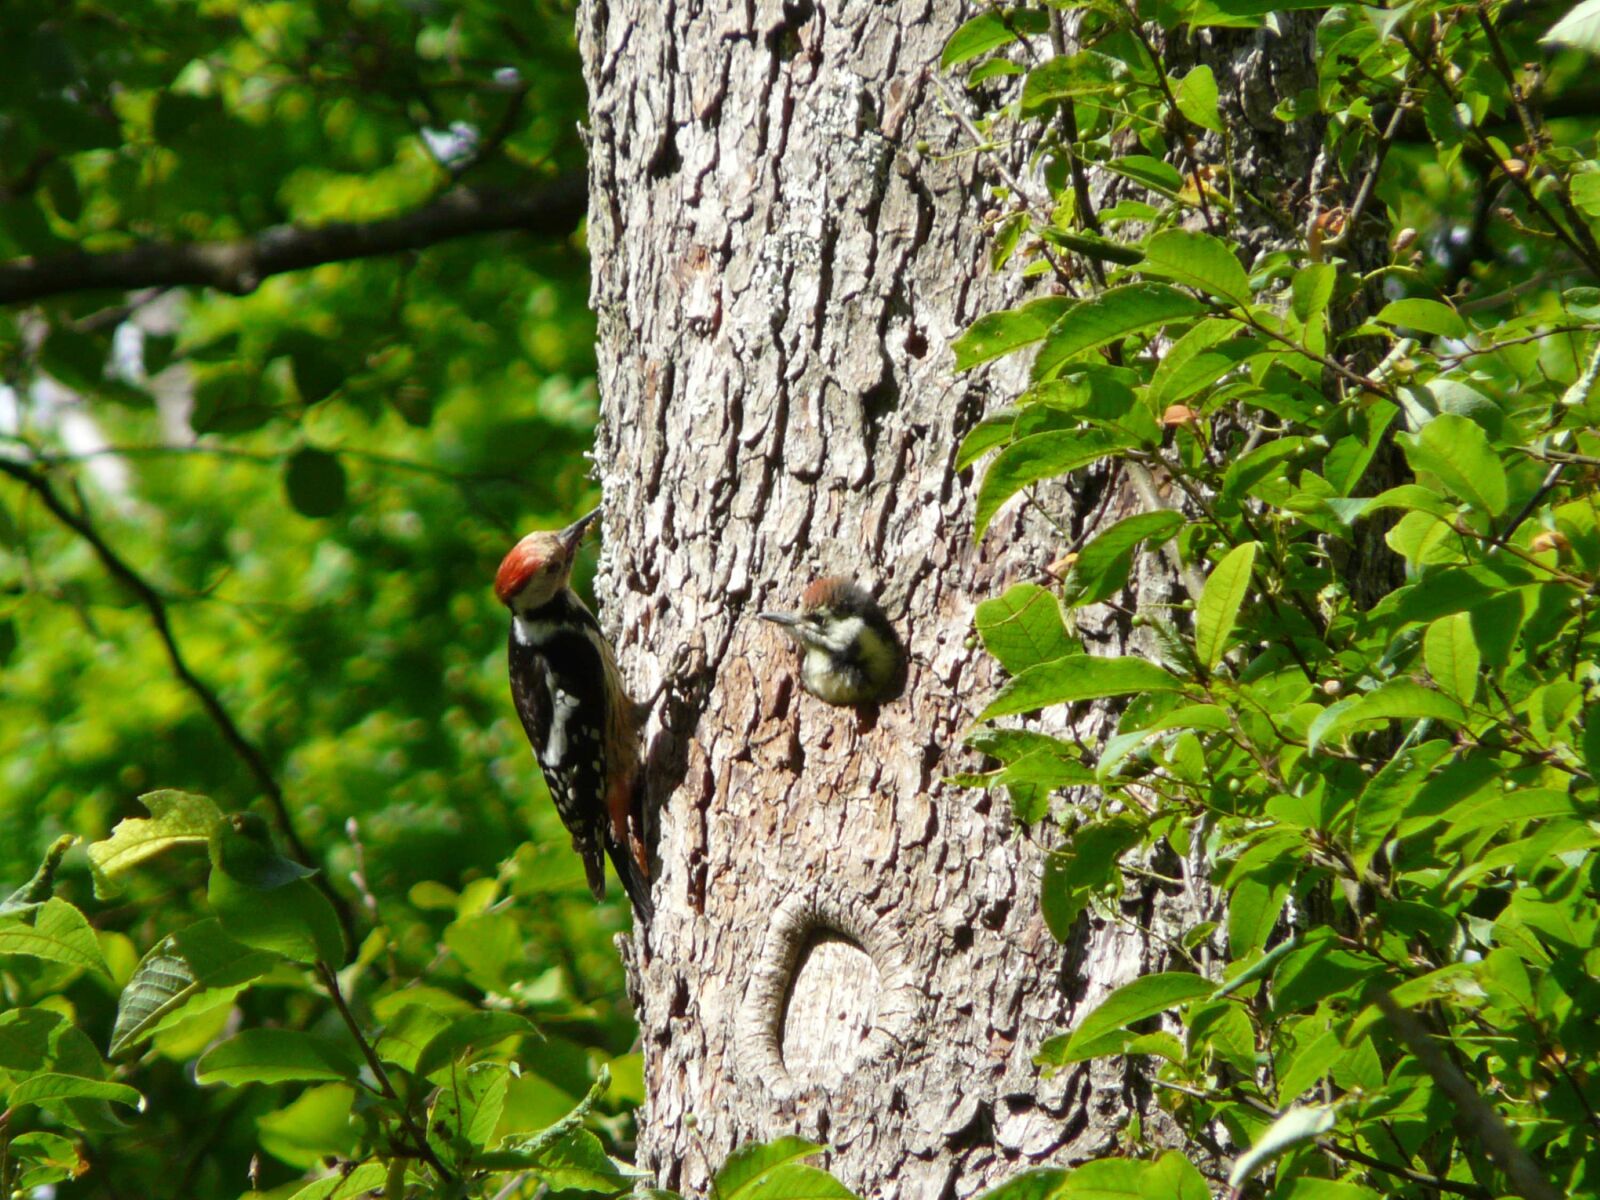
[[979, 656, 1182, 721], [941, 8, 1050, 68], [87, 790, 223, 898], [196, 1029, 359, 1086], [1194, 542, 1257, 671]]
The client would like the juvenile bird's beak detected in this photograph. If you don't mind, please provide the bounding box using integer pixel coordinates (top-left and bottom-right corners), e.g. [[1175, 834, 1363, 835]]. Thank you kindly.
[[759, 611, 805, 643], [559, 507, 602, 554]]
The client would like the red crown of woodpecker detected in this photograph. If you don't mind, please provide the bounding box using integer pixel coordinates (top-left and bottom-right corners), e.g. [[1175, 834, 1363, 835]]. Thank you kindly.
[[493, 508, 600, 606], [801, 575, 871, 612]]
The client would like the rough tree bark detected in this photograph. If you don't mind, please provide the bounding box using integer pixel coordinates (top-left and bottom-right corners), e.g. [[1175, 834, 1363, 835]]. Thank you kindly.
[[579, 2, 1342, 1196]]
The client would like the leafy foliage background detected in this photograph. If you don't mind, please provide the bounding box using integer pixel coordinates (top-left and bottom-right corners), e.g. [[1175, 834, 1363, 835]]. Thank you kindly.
[[1, 2, 641, 1196]]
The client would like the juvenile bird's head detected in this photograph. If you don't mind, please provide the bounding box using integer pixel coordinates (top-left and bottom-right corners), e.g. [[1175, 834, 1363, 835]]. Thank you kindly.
[[759, 576, 906, 706], [494, 507, 600, 614]]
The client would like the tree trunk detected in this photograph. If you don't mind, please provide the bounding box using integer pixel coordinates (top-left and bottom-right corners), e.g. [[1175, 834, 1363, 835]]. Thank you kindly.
[[578, 3, 1331, 1196]]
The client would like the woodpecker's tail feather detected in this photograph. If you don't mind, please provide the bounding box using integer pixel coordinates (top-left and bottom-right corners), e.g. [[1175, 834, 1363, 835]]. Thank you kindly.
[[605, 836, 653, 923], [579, 844, 606, 903]]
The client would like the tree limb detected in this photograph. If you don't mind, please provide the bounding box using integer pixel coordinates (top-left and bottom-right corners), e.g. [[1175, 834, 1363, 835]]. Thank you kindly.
[[0, 176, 586, 306], [1375, 989, 1563, 1200]]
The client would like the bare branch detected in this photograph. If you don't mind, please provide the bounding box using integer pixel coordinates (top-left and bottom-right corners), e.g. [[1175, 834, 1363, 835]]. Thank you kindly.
[[0, 177, 586, 306]]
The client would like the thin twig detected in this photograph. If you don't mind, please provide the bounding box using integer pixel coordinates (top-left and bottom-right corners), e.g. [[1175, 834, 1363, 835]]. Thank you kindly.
[[316, 960, 454, 1184]]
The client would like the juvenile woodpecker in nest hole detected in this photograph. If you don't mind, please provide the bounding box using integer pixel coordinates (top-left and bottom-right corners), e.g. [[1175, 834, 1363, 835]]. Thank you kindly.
[[494, 508, 650, 915], [760, 577, 907, 707]]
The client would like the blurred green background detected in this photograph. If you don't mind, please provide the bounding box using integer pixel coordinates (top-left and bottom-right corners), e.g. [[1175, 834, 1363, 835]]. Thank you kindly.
[[0, 1, 641, 1193]]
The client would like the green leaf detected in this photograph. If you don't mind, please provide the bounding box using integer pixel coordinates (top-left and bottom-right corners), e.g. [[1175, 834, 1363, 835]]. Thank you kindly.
[[110, 919, 279, 1058], [957, 412, 1018, 470], [1397, 413, 1507, 516], [0, 1008, 63, 1071], [1041, 815, 1143, 940], [1102, 156, 1186, 197], [1309, 680, 1466, 750], [1020, 52, 1121, 114], [1187, 0, 1334, 26], [1543, 0, 1600, 51], [1376, 298, 1468, 338], [195, 1029, 359, 1086], [487, 1126, 635, 1192], [941, 8, 1050, 68], [1291, 264, 1337, 323], [975, 583, 1078, 673], [1351, 742, 1452, 871], [1194, 542, 1257, 671], [87, 790, 223, 898], [1033, 284, 1203, 377], [1278, 1181, 1385, 1200], [285, 1162, 388, 1199], [714, 1137, 842, 1199], [0, 898, 111, 979], [1227, 1105, 1336, 1186], [979, 656, 1182, 721], [1423, 611, 1479, 705], [1148, 322, 1258, 407], [376, 1002, 454, 1071], [1573, 171, 1600, 218], [730, 1164, 861, 1199], [1146, 1152, 1210, 1200], [1060, 1158, 1150, 1196], [9, 1073, 143, 1110], [1037, 973, 1213, 1066], [1062, 511, 1184, 606], [191, 366, 272, 433], [1098, 704, 1231, 779], [210, 871, 345, 966], [1043, 229, 1147, 266], [1276, 1026, 1342, 1105], [414, 1011, 538, 1077], [256, 1083, 358, 1169], [971, 1169, 1069, 1200], [1213, 935, 1299, 999], [975, 429, 1134, 540], [207, 815, 346, 965], [284, 447, 348, 518], [1174, 65, 1222, 133], [953, 297, 1075, 372], [7, 1130, 82, 1190], [39, 327, 109, 392], [1227, 866, 1292, 960]]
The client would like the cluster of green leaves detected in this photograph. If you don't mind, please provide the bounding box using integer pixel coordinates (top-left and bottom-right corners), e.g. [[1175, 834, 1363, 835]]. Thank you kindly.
[[2, 800, 643, 1197], [942, 0, 1600, 1197]]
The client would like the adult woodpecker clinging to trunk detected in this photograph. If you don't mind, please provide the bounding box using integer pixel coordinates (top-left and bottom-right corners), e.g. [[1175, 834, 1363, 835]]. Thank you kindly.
[[494, 508, 650, 916]]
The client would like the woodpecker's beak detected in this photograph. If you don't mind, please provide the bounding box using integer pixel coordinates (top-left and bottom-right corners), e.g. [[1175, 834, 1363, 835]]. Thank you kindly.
[[758, 610, 805, 641], [559, 507, 602, 555]]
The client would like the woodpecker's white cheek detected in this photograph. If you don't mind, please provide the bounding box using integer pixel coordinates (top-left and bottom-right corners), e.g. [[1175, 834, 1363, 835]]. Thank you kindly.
[[817, 615, 866, 655]]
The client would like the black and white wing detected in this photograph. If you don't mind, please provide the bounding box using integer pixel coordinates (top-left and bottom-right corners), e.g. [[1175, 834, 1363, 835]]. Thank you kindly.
[[507, 618, 612, 900]]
